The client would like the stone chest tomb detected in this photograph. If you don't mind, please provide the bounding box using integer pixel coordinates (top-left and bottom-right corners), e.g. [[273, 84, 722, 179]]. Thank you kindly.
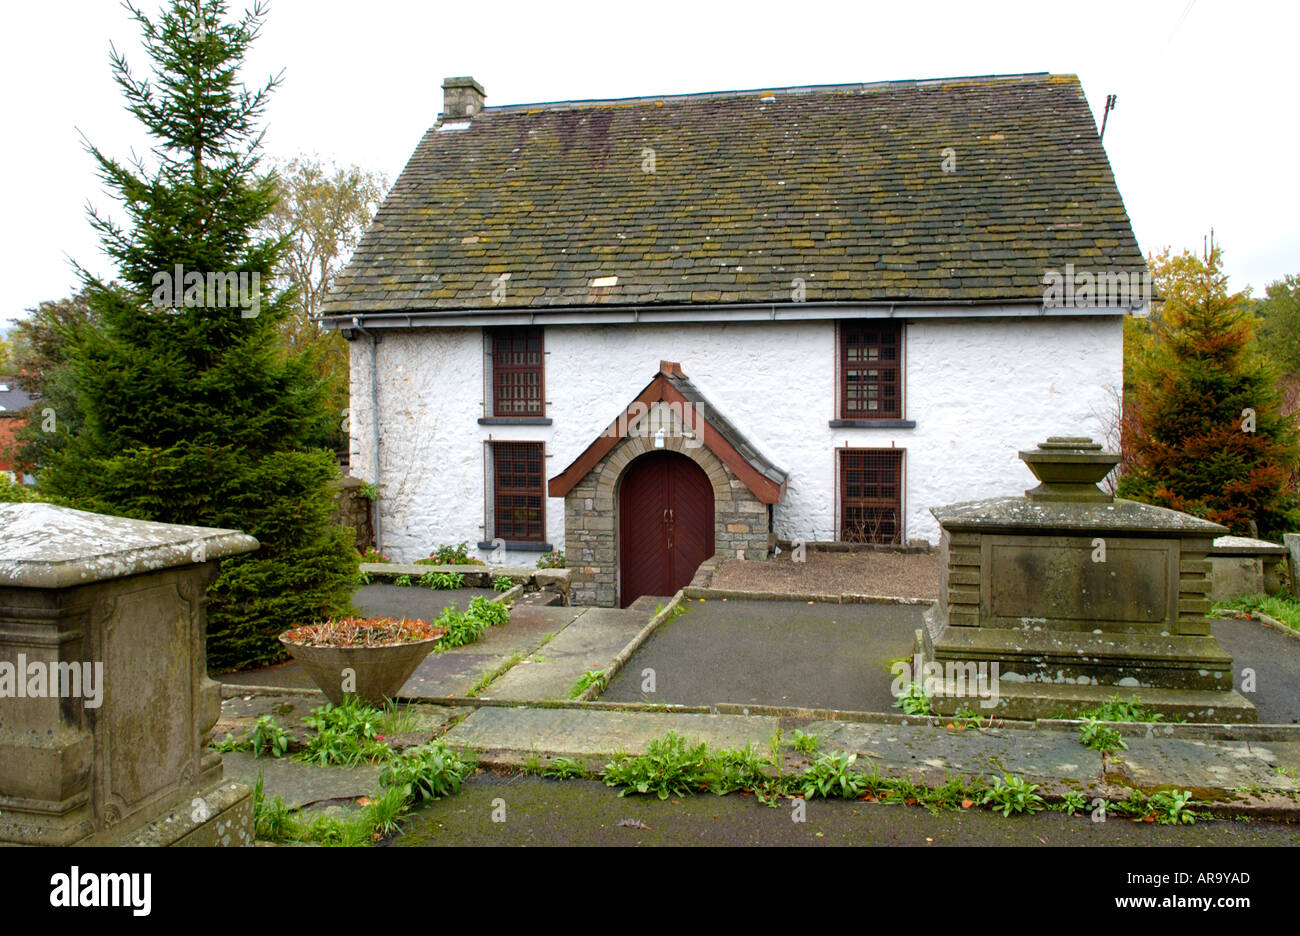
[[0, 502, 258, 845], [918, 437, 1256, 722]]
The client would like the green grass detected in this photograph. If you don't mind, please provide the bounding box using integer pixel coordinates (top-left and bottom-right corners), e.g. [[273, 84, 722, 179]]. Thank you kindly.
[[1213, 592, 1300, 631]]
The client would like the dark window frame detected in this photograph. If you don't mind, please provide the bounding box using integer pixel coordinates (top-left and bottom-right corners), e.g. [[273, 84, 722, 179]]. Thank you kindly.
[[837, 447, 904, 545], [490, 440, 546, 544], [489, 326, 545, 418], [837, 321, 903, 421]]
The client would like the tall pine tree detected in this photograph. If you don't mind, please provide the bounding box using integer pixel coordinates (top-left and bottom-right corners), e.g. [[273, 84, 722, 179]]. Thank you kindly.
[[44, 0, 357, 670], [1118, 236, 1299, 538]]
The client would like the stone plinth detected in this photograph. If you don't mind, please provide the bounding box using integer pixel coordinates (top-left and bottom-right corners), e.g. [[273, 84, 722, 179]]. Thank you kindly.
[[917, 438, 1256, 723], [0, 502, 259, 845]]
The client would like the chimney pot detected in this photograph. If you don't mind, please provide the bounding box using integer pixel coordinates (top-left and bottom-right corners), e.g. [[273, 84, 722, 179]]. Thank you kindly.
[[442, 76, 486, 120]]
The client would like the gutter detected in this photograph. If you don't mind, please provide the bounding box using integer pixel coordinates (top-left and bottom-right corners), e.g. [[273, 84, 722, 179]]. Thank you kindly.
[[347, 316, 383, 554], [323, 298, 1145, 331]]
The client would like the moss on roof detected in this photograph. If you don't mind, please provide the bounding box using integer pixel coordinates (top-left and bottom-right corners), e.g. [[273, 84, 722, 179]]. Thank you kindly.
[[325, 73, 1144, 316]]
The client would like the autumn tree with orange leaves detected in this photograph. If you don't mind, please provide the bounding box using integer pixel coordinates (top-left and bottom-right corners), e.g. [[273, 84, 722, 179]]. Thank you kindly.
[[1118, 236, 1299, 538]]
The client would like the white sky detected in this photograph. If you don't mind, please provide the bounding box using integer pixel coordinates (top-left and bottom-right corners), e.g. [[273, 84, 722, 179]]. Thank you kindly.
[[2, 0, 1297, 329]]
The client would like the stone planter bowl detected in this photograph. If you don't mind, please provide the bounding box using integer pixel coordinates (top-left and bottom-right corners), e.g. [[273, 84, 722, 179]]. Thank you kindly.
[[279, 635, 440, 705]]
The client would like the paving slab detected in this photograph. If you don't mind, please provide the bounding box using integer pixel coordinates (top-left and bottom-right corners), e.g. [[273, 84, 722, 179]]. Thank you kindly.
[[802, 720, 1102, 786], [1108, 734, 1300, 797], [220, 751, 381, 809], [484, 607, 648, 701], [443, 705, 780, 757], [215, 693, 325, 736]]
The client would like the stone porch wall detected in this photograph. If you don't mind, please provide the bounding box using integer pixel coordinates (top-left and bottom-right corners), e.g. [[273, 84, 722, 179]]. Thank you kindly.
[[565, 403, 771, 606]]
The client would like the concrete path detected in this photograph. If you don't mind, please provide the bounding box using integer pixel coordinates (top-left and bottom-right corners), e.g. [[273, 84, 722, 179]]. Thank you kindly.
[[399, 605, 583, 699], [483, 607, 649, 701], [602, 597, 923, 711], [1211, 616, 1300, 725]]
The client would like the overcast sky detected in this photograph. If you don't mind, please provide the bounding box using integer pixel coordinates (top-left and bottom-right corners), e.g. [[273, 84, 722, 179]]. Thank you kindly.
[[2, 0, 1296, 329]]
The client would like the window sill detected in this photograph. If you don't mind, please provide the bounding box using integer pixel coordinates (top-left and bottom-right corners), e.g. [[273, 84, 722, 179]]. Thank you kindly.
[[829, 419, 916, 428], [479, 417, 552, 426], [478, 541, 554, 552]]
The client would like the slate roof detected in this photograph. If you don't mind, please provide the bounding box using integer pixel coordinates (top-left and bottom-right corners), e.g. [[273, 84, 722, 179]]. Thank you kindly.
[[325, 73, 1144, 317], [0, 383, 34, 415]]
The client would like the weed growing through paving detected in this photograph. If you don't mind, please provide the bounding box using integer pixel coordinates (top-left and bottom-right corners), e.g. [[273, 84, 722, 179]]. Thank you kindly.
[[298, 696, 389, 766], [213, 714, 290, 758], [893, 681, 931, 716], [377, 703, 421, 736], [797, 751, 870, 799], [569, 669, 608, 699], [1079, 694, 1163, 723], [1072, 693, 1165, 753], [420, 570, 466, 590], [468, 653, 526, 697], [435, 596, 510, 650], [593, 731, 1216, 826], [537, 757, 589, 780], [981, 774, 1046, 817], [492, 576, 515, 592], [379, 740, 473, 804], [253, 739, 473, 846], [789, 729, 821, 755], [1078, 719, 1128, 754], [603, 732, 713, 800], [1055, 791, 1090, 816]]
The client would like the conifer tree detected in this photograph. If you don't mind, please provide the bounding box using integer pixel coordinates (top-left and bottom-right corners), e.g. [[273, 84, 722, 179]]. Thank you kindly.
[[44, 0, 357, 670], [1118, 237, 1299, 537]]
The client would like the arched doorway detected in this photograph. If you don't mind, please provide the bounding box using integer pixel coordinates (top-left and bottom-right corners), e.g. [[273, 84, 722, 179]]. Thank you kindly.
[[618, 451, 715, 608]]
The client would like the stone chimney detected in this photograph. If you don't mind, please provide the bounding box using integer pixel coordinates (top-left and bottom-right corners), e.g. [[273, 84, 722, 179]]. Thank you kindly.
[[442, 76, 485, 119]]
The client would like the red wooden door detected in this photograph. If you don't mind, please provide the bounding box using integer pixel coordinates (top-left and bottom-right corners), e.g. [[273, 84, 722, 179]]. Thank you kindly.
[[618, 451, 714, 607]]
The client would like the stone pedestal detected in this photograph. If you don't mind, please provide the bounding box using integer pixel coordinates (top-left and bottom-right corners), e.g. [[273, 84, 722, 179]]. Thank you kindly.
[[0, 503, 259, 845], [917, 437, 1256, 723]]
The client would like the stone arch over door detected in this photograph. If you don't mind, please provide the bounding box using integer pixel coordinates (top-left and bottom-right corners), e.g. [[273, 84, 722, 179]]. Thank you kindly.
[[552, 365, 787, 607], [563, 404, 771, 606]]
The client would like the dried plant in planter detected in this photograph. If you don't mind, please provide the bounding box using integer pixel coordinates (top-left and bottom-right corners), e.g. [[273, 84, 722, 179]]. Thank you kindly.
[[280, 617, 447, 703], [282, 616, 444, 648]]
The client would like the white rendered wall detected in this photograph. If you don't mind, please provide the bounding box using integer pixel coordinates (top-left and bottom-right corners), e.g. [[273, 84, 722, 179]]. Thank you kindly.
[[349, 316, 1123, 562]]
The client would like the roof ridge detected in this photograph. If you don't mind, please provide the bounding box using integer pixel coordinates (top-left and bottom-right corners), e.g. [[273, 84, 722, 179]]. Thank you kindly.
[[474, 72, 1059, 117]]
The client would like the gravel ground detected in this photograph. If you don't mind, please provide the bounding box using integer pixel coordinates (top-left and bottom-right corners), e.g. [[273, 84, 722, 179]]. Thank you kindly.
[[709, 550, 939, 599]]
